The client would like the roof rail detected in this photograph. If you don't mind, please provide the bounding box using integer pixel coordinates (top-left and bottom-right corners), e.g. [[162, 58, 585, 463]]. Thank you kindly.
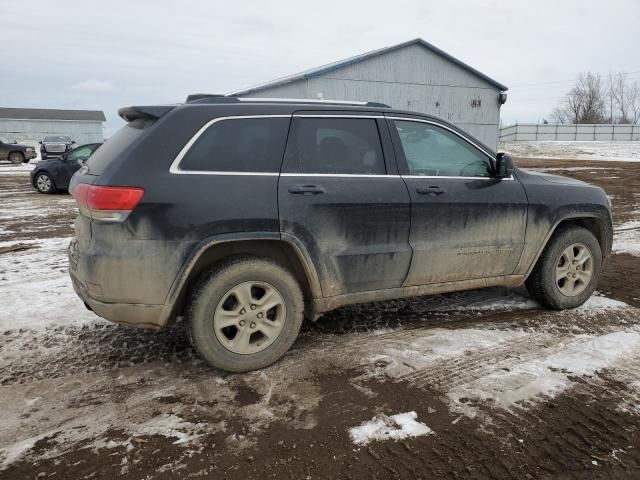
[[236, 97, 391, 108], [185, 95, 390, 108]]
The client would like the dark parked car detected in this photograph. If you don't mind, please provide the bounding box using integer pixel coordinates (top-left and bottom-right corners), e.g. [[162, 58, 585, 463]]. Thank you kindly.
[[68, 97, 612, 373], [0, 136, 37, 163], [31, 143, 101, 193], [40, 135, 75, 159]]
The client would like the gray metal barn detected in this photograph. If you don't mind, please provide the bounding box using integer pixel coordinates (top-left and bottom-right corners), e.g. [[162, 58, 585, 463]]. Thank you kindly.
[[230, 38, 507, 149], [0, 108, 105, 147]]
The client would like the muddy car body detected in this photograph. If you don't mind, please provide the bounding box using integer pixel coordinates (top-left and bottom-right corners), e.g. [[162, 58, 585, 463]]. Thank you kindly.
[[68, 97, 613, 372]]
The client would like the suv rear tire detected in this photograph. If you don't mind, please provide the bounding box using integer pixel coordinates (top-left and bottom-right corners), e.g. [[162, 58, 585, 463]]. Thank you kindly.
[[526, 225, 602, 309], [187, 256, 304, 372]]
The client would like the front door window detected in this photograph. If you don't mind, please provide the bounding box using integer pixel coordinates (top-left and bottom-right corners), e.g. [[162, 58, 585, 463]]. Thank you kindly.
[[393, 120, 492, 177]]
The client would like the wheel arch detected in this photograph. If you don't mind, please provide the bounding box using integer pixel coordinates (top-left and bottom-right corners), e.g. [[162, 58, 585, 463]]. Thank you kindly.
[[8, 150, 25, 160], [526, 214, 612, 277], [165, 233, 322, 323]]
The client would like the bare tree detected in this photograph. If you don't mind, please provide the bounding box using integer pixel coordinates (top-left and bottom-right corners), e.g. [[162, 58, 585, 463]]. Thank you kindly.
[[611, 73, 640, 124], [611, 73, 630, 123], [553, 71, 640, 124], [630, 81, 640, 124], [551, 72, 607, 124]]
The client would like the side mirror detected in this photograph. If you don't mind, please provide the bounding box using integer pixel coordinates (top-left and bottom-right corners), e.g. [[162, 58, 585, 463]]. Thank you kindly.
[[11, 140, 18, 144], [496, 152, 514, 179]]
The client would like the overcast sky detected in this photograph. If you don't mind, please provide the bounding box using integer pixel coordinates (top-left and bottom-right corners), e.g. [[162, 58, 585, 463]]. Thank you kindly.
[[2, 0, 639, 136]]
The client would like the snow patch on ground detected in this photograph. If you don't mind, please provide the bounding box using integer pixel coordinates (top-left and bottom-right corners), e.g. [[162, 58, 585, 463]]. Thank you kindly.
[[614, 221, 640, 256], [365, 328, 529, 378], [576, 295, 628, 311], [448, 329, 640, 418], [136, 414, 207, 445], [0, 369, 235, 470], [0, 434, 48, 470], [500, 141, 640, 162], [0, 163, 35, 175], [349, 411, 433, 445], [0, 237, 101, 331], [356, 294, 637, 423], [452, 291, 539, 312]]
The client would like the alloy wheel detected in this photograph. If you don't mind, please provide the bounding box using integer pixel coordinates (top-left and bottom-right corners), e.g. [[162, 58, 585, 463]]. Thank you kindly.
[[36, 174, 52, 193], [213, 281, 286, 354], [555, 243, 593, 296]]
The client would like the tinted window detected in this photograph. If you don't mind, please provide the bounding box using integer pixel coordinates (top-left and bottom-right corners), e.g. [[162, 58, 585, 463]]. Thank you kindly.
[[294, 118, 385, 175], [66, 146, 94, 162], [394, 120, 491, 177], [86, 119, 152, 175], [44, 136, 71, 142], [180, 117, 290, 172]]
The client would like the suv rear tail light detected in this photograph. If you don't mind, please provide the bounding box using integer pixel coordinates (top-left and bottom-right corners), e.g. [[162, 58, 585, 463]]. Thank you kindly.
[[72, 184, 144, 222]]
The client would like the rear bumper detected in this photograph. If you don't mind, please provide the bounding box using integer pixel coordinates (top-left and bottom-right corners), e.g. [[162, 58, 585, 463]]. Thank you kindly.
[[70, 268, 169, 329], [67, 232, 187, 330]]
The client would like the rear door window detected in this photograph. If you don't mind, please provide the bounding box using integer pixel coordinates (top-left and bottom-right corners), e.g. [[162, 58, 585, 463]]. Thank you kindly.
[[291, 117, 386, 175], [178, 117, 290, 173]]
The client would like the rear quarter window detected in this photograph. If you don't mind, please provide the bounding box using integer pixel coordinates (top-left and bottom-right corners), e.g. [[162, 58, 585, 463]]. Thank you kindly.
[[85, 119, 153, 174]]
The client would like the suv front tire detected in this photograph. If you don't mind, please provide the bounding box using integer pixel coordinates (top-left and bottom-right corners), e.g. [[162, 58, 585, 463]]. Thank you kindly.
[[187, 256, 304, 372], [526, 226, 602, 309]]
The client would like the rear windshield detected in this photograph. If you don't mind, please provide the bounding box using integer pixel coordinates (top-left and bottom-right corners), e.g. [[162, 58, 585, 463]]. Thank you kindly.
[[85, 119, 153, 174]]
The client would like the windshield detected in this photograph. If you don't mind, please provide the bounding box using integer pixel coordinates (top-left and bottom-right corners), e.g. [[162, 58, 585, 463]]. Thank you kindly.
[[44, 136, 71, 143], [0, 137, 8, 143]]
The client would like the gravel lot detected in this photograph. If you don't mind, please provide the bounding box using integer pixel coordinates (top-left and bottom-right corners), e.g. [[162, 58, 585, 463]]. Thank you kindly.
[[1, 154, 640, 479]]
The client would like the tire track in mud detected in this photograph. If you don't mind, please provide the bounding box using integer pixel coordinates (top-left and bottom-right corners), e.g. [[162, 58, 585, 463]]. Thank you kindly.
[[492, 381, 640, 475], [0, 288, 533, 385], [2, 299, 635, 387], [395, 333, 549, 387]]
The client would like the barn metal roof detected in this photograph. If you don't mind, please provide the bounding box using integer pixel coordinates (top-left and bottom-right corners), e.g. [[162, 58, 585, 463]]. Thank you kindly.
[[229, 38, 508, 96], [0, 107, 106, 122]]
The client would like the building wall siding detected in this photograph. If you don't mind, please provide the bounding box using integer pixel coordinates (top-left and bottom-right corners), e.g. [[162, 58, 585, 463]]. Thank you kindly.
[[241, 43, 503, 148], [0, 119, 104, 147]]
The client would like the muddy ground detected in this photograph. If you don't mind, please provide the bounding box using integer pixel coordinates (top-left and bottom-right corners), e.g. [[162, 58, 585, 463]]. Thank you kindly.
[[1, 157, 640, 479]]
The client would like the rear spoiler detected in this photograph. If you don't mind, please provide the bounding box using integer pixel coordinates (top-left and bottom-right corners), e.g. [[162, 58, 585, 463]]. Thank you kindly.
[[118, 105, 175, 122]]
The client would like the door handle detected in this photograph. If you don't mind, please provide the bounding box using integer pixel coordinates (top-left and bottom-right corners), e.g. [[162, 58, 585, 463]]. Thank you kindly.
[[288, 184, 325, 195], [416, 186, 446, 196]]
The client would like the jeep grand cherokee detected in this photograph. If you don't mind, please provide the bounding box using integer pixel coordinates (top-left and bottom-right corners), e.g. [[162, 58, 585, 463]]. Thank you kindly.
[[68, 96, 613, 372]]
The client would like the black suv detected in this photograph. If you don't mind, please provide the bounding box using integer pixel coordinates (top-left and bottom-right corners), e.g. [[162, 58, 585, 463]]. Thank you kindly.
[[40, 135, 75, 159], [69, 97, 612, 372]]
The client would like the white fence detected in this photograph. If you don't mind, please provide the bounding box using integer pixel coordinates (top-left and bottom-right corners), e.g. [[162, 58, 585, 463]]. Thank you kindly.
[[500, 123, 640, 142]]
